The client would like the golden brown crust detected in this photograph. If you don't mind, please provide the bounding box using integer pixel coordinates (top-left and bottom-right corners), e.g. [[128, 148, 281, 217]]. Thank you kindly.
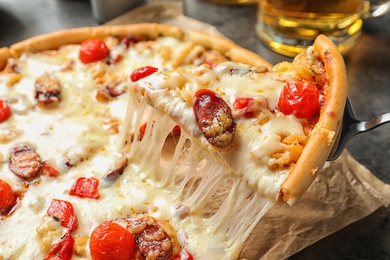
[[8, 24, 185, 58], [0, 47, 12, 71], [1, 23, 271, 71], [188, 30, 272, 68], [279, 35, 348, 204]]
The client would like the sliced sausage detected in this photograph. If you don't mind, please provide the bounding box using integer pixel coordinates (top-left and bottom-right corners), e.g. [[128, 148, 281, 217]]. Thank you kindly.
[[100, 155, 128, 187], [96, 80, 127, 102], [193, 89, 236, 149], [126, 216, 180, 260], [34, 72, 61, 107], [9, 143, 42, 179]]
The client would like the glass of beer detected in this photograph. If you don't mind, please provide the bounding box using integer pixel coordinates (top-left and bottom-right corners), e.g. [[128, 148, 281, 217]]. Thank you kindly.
[[205, 0, 258, 4], [256, 0, 390, 56]]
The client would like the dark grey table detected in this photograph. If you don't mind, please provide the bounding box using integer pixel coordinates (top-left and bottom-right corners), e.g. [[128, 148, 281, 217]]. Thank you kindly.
[[0, 0, 388, 259]]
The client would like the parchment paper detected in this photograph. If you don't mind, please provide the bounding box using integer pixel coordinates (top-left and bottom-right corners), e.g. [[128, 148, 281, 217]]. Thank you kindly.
[[106, 2, 390, 259]]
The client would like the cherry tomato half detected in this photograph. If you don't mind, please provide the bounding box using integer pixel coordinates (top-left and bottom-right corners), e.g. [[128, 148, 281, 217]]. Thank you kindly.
[[43, 232, 74, 260], [47, 199, 78, 231], [0, 99, 11, 123], [0, 179, 16, 213], [278, 80, 320, 119], [79, 38, 110, 64], [130, 66, 158, 82], [69, 177, 100, 199], [89, 222, 136, 260]]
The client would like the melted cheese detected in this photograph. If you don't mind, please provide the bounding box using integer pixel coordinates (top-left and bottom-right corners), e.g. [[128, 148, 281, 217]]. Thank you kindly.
[[121, 62, 307, 257]]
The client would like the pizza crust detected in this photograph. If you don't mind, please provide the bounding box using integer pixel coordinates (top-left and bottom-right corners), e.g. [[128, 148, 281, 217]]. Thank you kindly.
[[188, 30, 272, 68], [0, 47, 12, 71], [279, 35, 348, 204], [1, 23, 271, 70]]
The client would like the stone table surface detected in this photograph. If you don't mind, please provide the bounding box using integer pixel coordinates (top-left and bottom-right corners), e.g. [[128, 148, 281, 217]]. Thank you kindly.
[[0, 0, 389, 259]]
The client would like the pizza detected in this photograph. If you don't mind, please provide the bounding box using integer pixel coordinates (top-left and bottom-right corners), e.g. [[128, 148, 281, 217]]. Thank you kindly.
[[0, 23, 347, 259]]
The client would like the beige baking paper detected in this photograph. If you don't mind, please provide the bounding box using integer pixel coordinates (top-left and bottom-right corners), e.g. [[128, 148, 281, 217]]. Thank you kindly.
[[106, 2, 390, 259]]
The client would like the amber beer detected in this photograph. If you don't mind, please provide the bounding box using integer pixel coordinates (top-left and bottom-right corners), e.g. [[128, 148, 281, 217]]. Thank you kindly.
[[206, 0, 258, 4], [256, 0, 366, 56]]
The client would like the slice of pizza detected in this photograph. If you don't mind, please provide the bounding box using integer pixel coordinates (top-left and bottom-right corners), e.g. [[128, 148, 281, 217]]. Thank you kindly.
[[120, 34, 347, 254]]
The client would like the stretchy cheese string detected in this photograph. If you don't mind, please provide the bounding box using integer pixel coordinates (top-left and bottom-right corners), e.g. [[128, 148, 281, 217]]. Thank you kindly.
[[118, 89, 275, 258]]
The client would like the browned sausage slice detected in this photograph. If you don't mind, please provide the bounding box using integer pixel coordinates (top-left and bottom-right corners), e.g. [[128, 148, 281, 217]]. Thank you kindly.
[[126, 216, 180, 260], [193, 89, 236, 149], [9, 143, 42, 179], [96, 79, 127, 102], [34, 72, 61, 107]]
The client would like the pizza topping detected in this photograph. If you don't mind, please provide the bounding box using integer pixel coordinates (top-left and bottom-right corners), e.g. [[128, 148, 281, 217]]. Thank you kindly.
[[9, 143, 42, 179], [63, 143, 98, 168], [201, 49, 229, 68], [79, 38, 110, 64], [193, 89, 236, 149], [171, 125, 181, 136], [102, 155, 129, 185], [107, 35, 140, 64], [234, 97, 255, 118], [126, 216, 180, 260], [174, 249, 194, 260], [42, 161, 60, 177], [36, 215, 67, 254], [292, 46, 325, 83], [34, 72, 62, 107], [138, 121, 150, 141], [74, 235, 89, 257], [0, 179, 16, 214], [130, 66, 159, 82], [89, 222, 136, 260], [278, 80, 320, 119], [43, 232, 74, 260], [46, 199, 78, 231], [0, 99, 12, 123], [120, 35, 141, 47], [96, 79, 128, 101], [69, 177, 100, 199]]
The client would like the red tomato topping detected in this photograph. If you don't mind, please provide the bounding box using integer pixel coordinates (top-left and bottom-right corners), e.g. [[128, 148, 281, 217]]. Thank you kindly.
[[0, 179, 16, 213], [43, 232, 74, 260], [47, 199, 78, 231], [172, 125, 181, 136], [173, 250, 194, 260], [234, 97, 255, 118], [69, 177, 100, 199], [138, 122, 148, 140], [234, 97, 253, 110], [278, 80, 320, 119], [79, 38, 110, 64], [0, 99, 11, 123], [90, 222, 136, 260], [42, 162, 60, 177], [130, 66, 158, 82]]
